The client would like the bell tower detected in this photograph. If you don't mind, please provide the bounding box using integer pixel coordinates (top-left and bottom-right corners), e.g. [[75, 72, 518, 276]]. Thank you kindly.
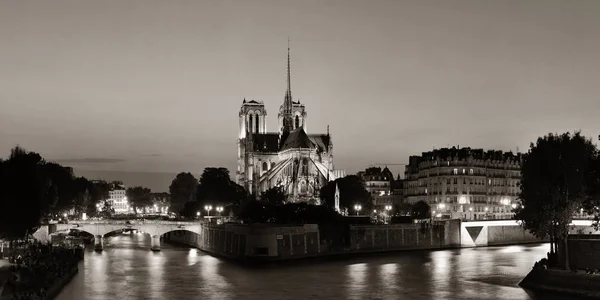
[[239, 99, 267, 139]]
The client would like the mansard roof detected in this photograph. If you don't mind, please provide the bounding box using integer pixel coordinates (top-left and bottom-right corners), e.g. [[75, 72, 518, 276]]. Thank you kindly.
[[281, 128, 315, 151]]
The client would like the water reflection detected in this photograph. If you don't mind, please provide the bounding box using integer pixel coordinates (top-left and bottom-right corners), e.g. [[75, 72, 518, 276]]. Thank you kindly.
[[346, 263, 367, 299], [55, 236, 577, 300]]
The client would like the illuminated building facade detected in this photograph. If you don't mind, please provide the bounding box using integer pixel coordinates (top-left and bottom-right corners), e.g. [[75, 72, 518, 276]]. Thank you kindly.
[[108, 185, 129, 214], [403, 147, 522, 220], [236, 44, 339, 202]]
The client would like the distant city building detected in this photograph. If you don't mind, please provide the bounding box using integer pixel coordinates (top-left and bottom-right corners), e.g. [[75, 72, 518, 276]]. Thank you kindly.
[[359, 166, 403, 209], [358, 167, 394, 197], [236, 44, 340, 202], [403, 147, 522, 220], [391, 175, 404, 196], [107, 183, 129, 214]]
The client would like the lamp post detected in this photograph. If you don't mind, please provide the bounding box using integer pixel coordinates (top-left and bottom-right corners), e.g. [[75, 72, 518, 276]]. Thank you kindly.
[[196, 211, 200, 220], [354, 204, 362, 216], [385, 205, 392, 223], [204, 205, 213, 217], [216, 206, 223, 216]]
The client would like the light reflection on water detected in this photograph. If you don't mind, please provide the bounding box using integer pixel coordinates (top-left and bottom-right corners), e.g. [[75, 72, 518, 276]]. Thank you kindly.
[[55, 235, 569, 300]]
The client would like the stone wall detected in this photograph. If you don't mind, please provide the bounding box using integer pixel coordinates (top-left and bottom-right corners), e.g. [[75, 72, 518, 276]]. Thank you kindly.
[[487, 225, 540, 246], [567, 234, 600, 270], [344, 223, 453, 252], [165, 221, 462, 261]]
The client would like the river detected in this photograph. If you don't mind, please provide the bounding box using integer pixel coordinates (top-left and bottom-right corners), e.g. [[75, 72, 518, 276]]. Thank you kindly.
[[55, 233, 561, 300]]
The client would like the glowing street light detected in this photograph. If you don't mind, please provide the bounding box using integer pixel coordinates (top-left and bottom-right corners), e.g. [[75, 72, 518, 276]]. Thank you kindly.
[[205, 205, 213, 216], [385, 205, 392, 212], [354, 204, 362, 216], [216, 206, 224, 216], [196, 211, 200, 218], [511, 203, 517, 209]]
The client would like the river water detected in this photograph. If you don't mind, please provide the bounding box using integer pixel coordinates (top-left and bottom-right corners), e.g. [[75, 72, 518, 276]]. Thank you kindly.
[[55, 234, 561, 300]]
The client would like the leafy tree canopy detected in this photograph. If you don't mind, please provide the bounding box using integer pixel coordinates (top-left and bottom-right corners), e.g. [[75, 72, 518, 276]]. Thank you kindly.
[[515, 132, 599, 254], [0, 146, 47, 239], [196, 167, 246, 207], [169, 172, 198, 214], [126, 186, 152, 212], [411, 201, 431, 219], [319, 175, 372, 213], [260, 186, 286, 205]]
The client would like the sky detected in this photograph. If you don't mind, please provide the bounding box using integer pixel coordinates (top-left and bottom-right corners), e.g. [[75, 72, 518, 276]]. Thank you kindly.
[[1, 0, 600, 191]]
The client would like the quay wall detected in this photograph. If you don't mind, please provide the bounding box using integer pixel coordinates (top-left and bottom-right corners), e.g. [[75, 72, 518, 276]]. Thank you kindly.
[[164, 220, 465, 261]]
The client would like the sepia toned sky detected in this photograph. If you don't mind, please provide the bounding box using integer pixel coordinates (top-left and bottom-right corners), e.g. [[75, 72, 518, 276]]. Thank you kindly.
[[1, 0, 600, 191]]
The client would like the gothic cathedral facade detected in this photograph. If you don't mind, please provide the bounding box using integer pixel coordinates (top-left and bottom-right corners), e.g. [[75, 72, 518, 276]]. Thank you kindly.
[[236, 45, 338, 203]]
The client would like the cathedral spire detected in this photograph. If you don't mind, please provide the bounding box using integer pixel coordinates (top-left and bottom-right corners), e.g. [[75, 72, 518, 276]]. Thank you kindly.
[[287, 37, 292, 99], [282, 38, 294, 135]]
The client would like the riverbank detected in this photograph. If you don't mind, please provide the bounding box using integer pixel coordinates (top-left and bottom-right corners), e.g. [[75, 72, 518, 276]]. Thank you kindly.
[[0, 244, 83, 300], [519, 264, 600, 299]]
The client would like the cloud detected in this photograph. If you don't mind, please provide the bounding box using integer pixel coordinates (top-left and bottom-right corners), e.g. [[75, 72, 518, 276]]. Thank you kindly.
[[140, 154, 162, 157], [54, 158, 125, 164]]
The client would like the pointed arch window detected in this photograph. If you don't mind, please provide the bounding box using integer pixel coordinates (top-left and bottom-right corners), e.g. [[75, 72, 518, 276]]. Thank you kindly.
[[295, 115, 300, 129], [255, 115, 260, 133], [302, 158, 309, 175]]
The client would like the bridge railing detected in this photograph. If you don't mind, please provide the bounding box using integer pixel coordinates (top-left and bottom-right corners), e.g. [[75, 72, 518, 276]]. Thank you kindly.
[[65, 219, 202, 226]]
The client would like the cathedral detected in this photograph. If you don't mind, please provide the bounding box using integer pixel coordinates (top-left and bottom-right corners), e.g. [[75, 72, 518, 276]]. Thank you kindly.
[[236, 45, 338, 202]]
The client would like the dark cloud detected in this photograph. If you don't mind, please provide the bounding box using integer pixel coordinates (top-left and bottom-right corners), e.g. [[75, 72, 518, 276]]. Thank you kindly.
[[54, 158, 125, 164]]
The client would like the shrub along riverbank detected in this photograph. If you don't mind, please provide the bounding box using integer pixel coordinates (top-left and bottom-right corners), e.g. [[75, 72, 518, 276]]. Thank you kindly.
[[0, 241, 83, 300]]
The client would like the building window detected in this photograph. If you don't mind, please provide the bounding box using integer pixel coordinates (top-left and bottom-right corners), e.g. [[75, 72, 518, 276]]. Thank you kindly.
[[262, 162, 268, 173], [295, 115, 300, 128], [469, 169, 473, 175], [462, 169, 466, 174], [453, 168, 458, 175]]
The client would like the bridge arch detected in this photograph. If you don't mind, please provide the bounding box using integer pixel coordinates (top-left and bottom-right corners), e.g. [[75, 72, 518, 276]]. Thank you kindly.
[[45, 221, 203, 252]]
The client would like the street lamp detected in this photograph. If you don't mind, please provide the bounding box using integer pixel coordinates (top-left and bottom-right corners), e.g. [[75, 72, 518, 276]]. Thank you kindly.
[[354, 204, 362, 216], [204, 205, 213, 216], [216, 206, 223, 216], [511, 203, 517, 209], [385, 205, 392, 223]]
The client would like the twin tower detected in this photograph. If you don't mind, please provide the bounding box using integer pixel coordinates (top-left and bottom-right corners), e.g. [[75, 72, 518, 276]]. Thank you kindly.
[[238, 44, 307, 140]]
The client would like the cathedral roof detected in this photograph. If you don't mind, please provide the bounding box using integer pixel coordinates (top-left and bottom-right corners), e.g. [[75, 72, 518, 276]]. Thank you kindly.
[[308, 134, 331, 152], [250, 133, 280, 153], [280, 128, 315, 151]]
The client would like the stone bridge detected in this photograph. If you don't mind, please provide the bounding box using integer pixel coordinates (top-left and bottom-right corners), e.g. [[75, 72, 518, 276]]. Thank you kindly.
[[34, 220, 203, 251]]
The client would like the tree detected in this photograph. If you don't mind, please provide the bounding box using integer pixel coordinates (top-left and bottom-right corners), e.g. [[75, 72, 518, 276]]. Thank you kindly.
[[411, 201, 431, 219], [126, 186, 152, 214], [320, 175, 372, 213], [169, 172, 198, 214], [99, 200, 115, 219], [260, 186, 286, 205], [41, 162, 77, 215], [196, 167, 246, 209], [0, 146, 47, 239], [515, 132, 599, 261]]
